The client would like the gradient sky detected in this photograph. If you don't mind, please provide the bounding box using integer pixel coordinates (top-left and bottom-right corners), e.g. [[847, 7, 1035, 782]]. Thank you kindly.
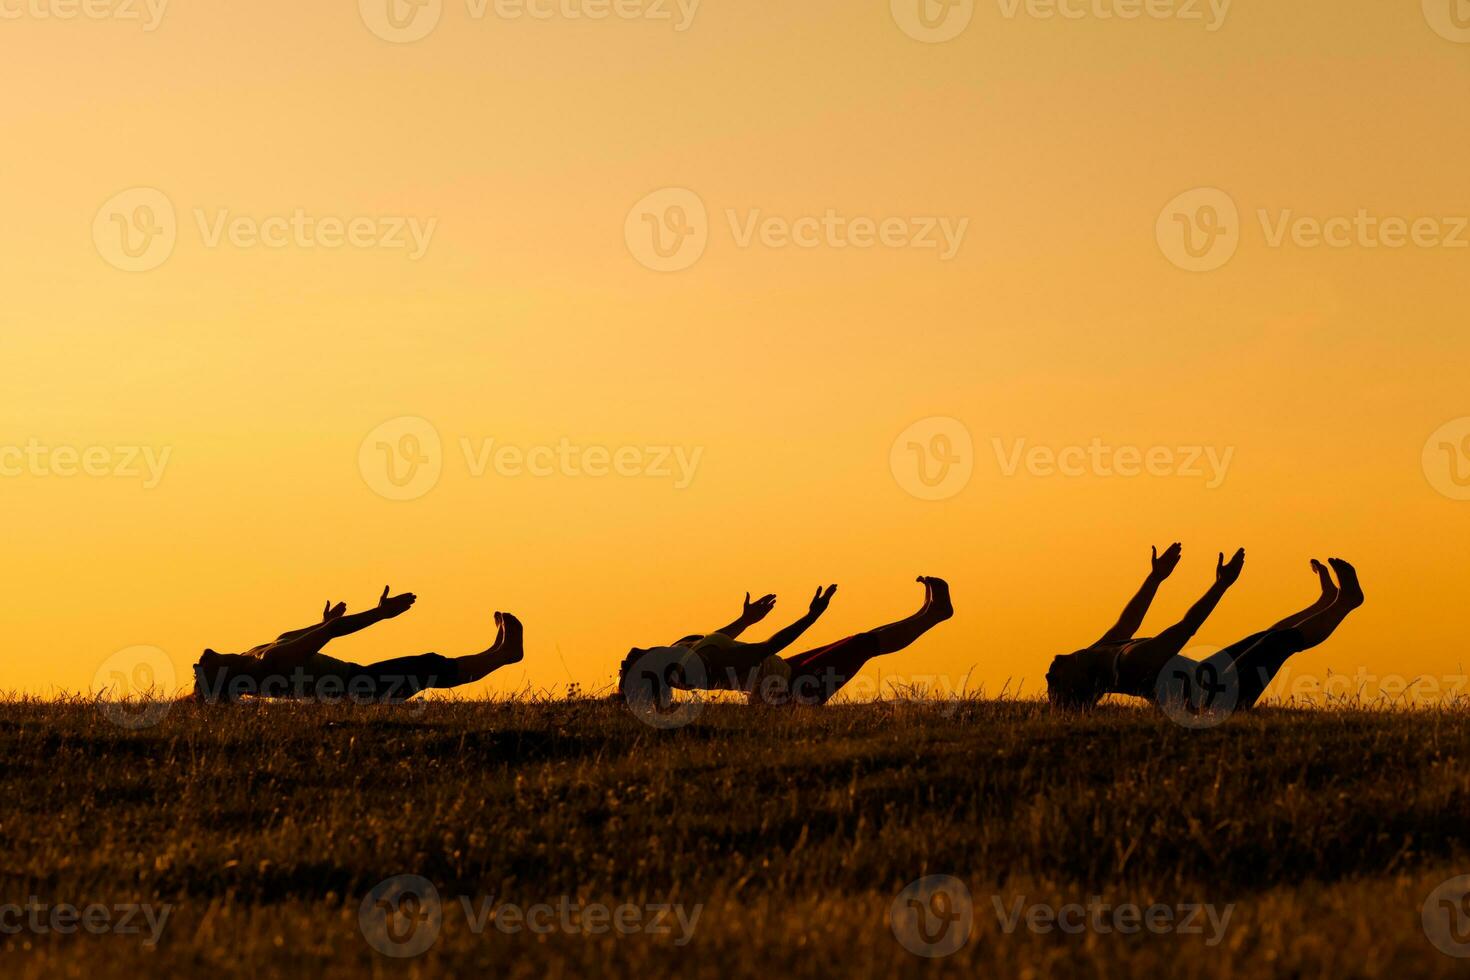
[[6, 0, 1470, 704]]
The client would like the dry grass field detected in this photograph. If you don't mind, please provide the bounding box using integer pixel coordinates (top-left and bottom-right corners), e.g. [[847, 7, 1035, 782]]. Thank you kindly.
[[4, 695, 1470, 978]]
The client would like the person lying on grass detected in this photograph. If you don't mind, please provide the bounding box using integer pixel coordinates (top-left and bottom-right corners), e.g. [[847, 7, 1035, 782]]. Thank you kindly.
[[193, 588, 523, 703], [1046, 546, 1364, 713], [618, 577, 954, 707]]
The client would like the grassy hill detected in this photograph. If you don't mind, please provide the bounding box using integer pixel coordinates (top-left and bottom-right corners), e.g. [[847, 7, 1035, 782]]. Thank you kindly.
[[3, 697, 1469, 977]]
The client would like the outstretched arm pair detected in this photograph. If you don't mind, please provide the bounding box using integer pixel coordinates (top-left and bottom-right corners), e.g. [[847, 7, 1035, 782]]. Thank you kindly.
[[702, 586, 839, 674], [1098, 544, 1244, 646], [264, 587, 417, 668]]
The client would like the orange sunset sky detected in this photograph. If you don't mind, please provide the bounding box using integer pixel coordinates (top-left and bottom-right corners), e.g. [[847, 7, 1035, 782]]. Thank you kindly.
[[5, 0, 1470, 703]]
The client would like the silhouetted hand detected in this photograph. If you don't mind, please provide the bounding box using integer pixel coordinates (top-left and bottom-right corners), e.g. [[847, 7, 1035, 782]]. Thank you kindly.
[[322, 601, 346, 622], [1150, 543, 1182, 580], [808, 585, 838, 617], [377, 586, 417, 618], [1216, 549, 1245, 587], [741, 592, 777, 626]]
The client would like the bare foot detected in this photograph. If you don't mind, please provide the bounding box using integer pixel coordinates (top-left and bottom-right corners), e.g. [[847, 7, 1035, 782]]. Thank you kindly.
[[1310, 559, 1338, 602], [494, 611, 525, 666], [1327, 559, 1364, 609], [917, 576, 954, 621]]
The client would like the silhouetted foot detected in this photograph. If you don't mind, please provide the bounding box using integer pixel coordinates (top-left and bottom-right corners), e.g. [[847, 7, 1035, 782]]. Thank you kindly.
[[494, 611, 525, 665], [1327, 559, 1364, 609], [917, 576, 954, 622], [1310, 559, 1338, 602]]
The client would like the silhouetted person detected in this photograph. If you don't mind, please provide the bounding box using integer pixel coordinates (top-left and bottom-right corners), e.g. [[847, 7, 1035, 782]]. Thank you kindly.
[[620, 577, 954, 706], [193, 587, 524, 703], [1047, 546, 1364, 713]]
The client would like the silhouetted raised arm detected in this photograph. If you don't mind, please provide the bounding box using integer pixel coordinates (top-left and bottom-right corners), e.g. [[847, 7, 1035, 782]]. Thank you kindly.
[[713, 592, 777, 639], [1151, 549, 1244, 648], [758, 586, 836, 657], [1098, 544, 1180, 644]]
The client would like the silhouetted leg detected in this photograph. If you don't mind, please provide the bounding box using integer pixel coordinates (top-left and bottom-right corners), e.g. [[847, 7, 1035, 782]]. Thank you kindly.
[[1263, 559, 1338, 631], [450, 611, 525, 684], [765, 578, 954, 705], [1225, 560, 1364, 708], [1220, 630, 1308, 709], [348, 613, 525, 702], [1291, 559, 1363, 647], [867, 577, 954, 652]]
